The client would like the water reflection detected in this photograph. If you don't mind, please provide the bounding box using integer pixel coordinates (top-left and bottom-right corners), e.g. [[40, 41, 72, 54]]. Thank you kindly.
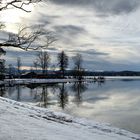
[[58, 83, 68, 109], [0, 86, 5, 96], [40, 86, 49, 108], [0, 82, 89, 109], [71, 82, 88, 106], [16, 85, 21, 101], [0, 80, 140, 134]]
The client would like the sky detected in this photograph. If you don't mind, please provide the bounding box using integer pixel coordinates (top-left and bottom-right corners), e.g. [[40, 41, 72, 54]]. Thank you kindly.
[[1, 0, 140, 71]]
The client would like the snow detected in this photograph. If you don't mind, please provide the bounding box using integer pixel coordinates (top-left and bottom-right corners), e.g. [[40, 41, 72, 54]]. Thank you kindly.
[[2, 78, 78, 85], [1, 76, 140, 86], [1, 78, 96, 86], [106, 76, 140, 80], [0, 97, 139, 140]]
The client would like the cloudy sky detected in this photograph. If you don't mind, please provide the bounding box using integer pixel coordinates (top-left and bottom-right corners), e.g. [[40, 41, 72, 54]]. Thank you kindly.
[[1, 0, 140, 71]]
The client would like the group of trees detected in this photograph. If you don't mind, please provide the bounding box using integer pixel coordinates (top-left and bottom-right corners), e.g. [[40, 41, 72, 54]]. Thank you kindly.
[[35, 51, 50, 75], [0, 1, 38, 75], [73, 53, 84, 80], [0, 0, 44, 50], [0, 0, 58, 79], [33, 50, 84, 79], [7, 50, 84, 79], [57, 51, 68, 78], [34, 50, 69, 77], [0, 1, 85, 80]]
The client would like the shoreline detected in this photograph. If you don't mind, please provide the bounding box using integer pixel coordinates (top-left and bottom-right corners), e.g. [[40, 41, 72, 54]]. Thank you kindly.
[[0, 97, 139, 140], [1, 76, 140, 86]]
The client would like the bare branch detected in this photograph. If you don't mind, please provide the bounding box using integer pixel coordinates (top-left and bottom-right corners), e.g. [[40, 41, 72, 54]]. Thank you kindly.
[[0, 0, 41, 12], [0, 23, 5, 30], [36, 50, 50, 74], [0, 25, 56, 51]]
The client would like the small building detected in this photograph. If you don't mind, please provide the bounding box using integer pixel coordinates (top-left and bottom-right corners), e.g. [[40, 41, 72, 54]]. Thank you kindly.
[[21, 72, 37, 79]]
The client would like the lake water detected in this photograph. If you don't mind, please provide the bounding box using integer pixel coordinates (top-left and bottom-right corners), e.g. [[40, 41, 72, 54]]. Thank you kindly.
[[0, 78, 140, 134]]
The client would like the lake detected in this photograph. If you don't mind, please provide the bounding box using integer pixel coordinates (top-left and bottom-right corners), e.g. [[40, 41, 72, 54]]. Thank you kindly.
[[0, 78, 140, 134]]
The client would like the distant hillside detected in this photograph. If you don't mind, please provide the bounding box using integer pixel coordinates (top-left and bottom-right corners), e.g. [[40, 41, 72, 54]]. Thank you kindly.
[[5, 68, 140, 76], [65, 70, 140, 76]]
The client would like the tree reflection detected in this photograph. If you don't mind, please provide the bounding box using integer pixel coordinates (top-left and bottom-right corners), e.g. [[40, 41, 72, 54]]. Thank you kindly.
[[0, 86, 6, 97], [71, 82, 88, 106], [41, 86, 49, 108], [97, 80, 105, 87], [58, 83, 68, 109], [16, 85, 21, 101], [7, 86, 16, 97], [26, 84, 59, 108]]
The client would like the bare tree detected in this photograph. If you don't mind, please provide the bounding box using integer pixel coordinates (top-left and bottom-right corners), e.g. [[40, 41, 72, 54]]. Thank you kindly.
[[0, 26, 56, 51], [0, 47, 6, 57], [0, 0, 41, 12], [57, 51, 68, 78], [17, 57, 22, 77], [0, 0, 55, 77], [36, 51, 50, 74], [0, 59, 5, 75], [8, 64, 13, 75], [0, 0, 57, 51], [33, 60, 38, 72], [0, 48, 5, 77], [30, 65, 33, 72], [73, 53, 84, 80]]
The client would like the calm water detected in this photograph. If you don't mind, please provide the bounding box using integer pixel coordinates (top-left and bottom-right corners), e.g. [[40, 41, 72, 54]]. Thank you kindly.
[[0, 78, 140, 134]]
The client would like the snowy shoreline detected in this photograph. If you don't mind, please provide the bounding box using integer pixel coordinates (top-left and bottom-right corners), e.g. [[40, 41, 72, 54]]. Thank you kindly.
[[0, 97, 139, 140], [1, 76, 140, 86], [0, 78, 79, 85]]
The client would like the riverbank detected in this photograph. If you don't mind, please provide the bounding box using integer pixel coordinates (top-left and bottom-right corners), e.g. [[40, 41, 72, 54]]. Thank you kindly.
[[0, 97, 139, 140]]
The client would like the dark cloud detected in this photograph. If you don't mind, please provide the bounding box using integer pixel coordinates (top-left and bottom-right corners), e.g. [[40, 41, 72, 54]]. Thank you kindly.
[[50, 0, 140, 15], [54, 25, 86, 35], [69, 48, 109, 56], [47, 47, 58, 51], [4, 47, 140, 71], [82, 55, 140, 71], [81, 49, 109, 56], [53, 25, 87, 45], [86, 96, 109, 103], [36, 14, 60, 25]]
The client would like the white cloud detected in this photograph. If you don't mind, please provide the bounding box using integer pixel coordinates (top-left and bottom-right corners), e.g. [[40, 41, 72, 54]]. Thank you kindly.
[[1, 1, 140, 70]]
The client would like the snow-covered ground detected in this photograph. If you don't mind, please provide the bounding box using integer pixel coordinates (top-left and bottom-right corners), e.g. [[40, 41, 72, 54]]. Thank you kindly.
[[0, 97, 139, 140], [1, 76, 140, 85], [1, 78, 95, 86], [106, 76, 140, 80], [1, 76, 140, 86], [1, 79, 78, 85]]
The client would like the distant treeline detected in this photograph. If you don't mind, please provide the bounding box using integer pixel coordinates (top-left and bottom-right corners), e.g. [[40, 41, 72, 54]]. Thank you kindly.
[[65, 70, 140, 76], [2, 70, 140, 80]]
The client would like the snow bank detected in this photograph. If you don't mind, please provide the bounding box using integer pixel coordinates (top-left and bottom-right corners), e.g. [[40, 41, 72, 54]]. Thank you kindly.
[[0, 97, 139, 140]]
